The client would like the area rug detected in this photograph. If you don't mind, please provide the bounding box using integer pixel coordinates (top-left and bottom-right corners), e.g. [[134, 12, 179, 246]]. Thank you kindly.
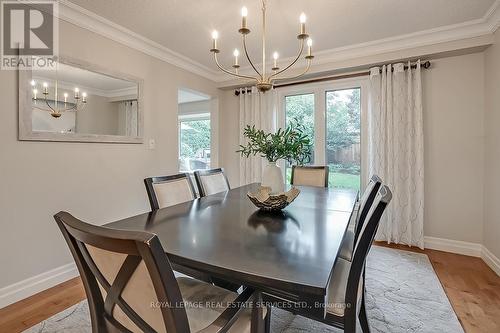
[[24, 246, 464, 333]]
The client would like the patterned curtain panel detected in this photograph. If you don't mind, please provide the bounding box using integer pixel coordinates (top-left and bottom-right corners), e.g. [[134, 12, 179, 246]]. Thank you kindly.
[[238, 87, 277, 186], [368, 61, 425, 248]]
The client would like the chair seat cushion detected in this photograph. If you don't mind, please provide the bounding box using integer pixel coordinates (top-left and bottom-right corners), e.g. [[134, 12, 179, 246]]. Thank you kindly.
[[326, 258, 363, 317], [178, 277, 264, 332], [338, 202, 359, 261]]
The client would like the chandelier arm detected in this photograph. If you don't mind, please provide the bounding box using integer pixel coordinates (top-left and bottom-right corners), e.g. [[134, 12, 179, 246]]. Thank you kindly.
[[34, 98, 86, 113], [44, 97, 57, 113], [270, 58, 312, 83], [269, 39, 305, 80], [214, 53, 259, 81], [243, 35, 263, 79]]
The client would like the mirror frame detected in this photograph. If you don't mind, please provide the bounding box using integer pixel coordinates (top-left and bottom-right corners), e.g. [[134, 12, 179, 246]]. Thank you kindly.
[[18, 56, 144, 143]]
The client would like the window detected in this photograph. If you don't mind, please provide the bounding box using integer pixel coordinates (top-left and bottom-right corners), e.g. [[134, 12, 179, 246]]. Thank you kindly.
[[280, 81, 365, 190], [178, 114, 211, 172]]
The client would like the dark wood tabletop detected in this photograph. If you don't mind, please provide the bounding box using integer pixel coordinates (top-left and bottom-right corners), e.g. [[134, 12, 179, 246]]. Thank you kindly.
[[105, 183, 358, 319]]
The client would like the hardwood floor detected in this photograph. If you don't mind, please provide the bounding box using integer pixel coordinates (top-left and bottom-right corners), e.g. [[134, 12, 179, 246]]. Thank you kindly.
[[0, 244, 499, 333]]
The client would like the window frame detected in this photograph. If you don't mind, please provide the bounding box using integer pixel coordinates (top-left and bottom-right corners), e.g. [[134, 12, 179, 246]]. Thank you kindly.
[[277, 77, 369, 190]]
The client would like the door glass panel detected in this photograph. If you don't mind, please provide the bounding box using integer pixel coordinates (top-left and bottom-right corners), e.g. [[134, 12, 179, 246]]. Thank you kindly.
[[284, 93, 315, 183], [326, 88, 361, 190]]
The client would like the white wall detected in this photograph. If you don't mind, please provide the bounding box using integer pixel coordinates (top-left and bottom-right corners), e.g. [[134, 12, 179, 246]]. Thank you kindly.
[[219, 52, 487, 245], [0, 20, 219, 294], [422, 53, 485, 244], [484, 28, 500, 260]]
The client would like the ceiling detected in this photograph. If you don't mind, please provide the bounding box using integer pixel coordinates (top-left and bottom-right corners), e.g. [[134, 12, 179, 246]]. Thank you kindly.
[[68, 0, 496, 72]]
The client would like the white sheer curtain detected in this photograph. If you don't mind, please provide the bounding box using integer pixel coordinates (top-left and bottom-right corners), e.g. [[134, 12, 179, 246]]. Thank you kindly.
[[368, 60, 425, 248], [239, 87, 277, 186]]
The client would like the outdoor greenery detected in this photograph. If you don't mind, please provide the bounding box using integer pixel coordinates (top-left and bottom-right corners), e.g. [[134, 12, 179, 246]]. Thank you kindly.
[[237, 120, 312, 164], [326, 89, 361, 154], [179, 119, 210, 158]]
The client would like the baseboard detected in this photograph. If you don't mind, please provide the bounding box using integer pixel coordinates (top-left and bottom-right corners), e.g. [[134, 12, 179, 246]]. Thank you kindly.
[[481, 246, 500, 276], [424, 236, 500, 277], [0, 262, 78, 309], [424, 236, 483, 257]]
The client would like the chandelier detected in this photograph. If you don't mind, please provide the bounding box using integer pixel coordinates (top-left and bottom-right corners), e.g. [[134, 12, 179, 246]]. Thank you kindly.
[[210, 0, 314, 93], [31, 80, 88, 118]]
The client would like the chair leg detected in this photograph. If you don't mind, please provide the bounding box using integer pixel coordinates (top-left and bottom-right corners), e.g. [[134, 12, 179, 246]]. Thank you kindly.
[[264, 306, 271, 333], [358, 299, 370, 333], [344, 316, 357, 333]]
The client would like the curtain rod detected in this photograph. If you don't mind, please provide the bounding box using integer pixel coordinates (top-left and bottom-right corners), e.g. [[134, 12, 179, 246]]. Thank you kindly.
[[234, 60, 431, 95]]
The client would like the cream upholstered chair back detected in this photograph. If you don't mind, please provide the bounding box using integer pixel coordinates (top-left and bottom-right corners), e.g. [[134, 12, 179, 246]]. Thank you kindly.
[[145, 173, 197, 210], [54, 211, 190, 333], [194, 168, 230, 197], [290, 165, 329, 187]]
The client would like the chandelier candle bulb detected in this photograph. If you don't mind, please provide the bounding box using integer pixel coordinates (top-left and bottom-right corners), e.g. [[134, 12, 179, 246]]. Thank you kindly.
[[211, 30, 218, 50], [300, 13, 306, 34], [30, 80, 36, 87], [82, 92, 87, 103], [241, 7, 248, 29], [307, 38, 312, 56], [273, 52, 279, 69], [63, 92, 68, 103], [234, 49, 240, 66], [43, 82, 48, 94], [74, 88, 79, 99], [33, 89, 38, 100]]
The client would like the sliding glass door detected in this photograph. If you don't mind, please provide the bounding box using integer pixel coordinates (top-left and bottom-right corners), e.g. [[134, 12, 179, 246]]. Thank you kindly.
[[280, 79, 366, 190]]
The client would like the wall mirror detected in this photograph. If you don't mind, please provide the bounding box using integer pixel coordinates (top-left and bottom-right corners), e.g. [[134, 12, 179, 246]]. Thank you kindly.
[[19, 57, 143, 143]]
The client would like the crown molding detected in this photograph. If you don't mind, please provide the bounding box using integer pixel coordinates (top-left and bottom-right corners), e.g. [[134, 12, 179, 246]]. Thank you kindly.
[[56, 0, 499, 84], [57, 0, 219, 81]]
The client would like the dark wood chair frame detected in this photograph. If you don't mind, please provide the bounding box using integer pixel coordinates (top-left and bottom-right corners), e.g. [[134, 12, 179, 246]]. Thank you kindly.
[[354, 175, 383, 242], [54, 211, 270, 333], [317, 185, 392, 333], [144, 173, 197, 211], [194, 168, 231, 197], [290, 165, 330, 188]]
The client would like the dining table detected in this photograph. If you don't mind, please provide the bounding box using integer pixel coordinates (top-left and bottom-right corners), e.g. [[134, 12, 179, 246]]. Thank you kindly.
[[105, 183, 358, 320]]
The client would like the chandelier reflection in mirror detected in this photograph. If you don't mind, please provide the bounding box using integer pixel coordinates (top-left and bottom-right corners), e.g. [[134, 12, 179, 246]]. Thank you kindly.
[[210, 0, 314, 93], [30, 79, 87, 118]]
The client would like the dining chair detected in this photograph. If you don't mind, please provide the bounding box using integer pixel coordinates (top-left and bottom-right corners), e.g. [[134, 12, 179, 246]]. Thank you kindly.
[[321, 185, 392, 333], [194, 168, 231, 197], [144, 173, 197, 210], [339, 175, 383, 261], [290, 165, 329, 187], [54, 211, 270, 333]]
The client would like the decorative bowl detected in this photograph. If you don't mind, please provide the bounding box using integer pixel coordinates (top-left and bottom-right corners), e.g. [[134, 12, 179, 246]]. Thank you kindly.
[[247, 186, 300, 211]]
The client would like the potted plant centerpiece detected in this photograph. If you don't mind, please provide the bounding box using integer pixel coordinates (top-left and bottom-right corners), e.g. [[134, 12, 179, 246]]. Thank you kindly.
[[238, 120, 312, 194]]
